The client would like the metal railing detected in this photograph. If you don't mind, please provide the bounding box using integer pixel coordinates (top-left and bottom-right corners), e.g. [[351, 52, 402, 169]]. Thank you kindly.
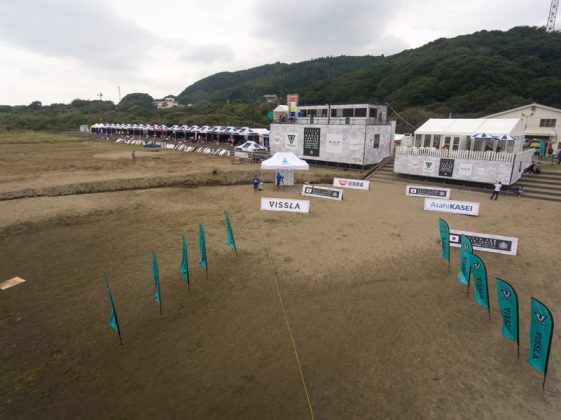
[[274, 117, 390, 126], [395, 146, 517, 162]]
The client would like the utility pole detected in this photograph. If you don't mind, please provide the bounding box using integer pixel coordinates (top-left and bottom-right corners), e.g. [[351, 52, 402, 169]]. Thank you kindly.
[[117, 86, 121, 102], [97, 92, 103, 101], [547, 0, 559, 32]]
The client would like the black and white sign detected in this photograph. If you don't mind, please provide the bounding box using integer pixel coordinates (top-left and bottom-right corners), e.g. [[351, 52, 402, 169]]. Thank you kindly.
[[423, 160, 436, 172], [406, 185, 450, 199], [449, 230, 518, 256], [286, 133, 297, 149], [303, 127, 321, 156], [424, 198, 480, 216], [234, 151, 249, 158], [301, 185, 343, 201], [333, 178, 370, 190], [439, 158, 455, 177], [261, 198, 310, 213]]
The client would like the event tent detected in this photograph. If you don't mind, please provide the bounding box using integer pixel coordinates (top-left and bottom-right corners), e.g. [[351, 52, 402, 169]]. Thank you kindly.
[[261, 152, 309, 186]]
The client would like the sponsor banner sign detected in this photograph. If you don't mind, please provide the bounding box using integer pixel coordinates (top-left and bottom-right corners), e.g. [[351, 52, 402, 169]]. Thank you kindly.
[[333, 178, 370, 190], [406, 185, 450, 199], [303, 127, 321, 156], [261, 197, 310, 213], [458, 163, 473, 177], [424, 198, 479, 216], [273, 136, 281, 145], [423, 160, 436, 172], [234, 151, 249, 158], [326, 133, 343, 153], [302, 185, 343, 201], [449, 230, 518, 256], [286, 133, 297, 149], [287, 94, 298, 117], [439, 158, 455, 177]]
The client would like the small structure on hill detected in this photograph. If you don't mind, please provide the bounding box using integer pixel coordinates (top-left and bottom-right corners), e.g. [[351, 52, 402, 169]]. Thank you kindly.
[[394, 118, 535, 185]]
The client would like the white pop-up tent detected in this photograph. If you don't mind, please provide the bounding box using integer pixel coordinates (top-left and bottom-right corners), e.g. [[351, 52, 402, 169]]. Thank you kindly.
[[261, 152, 309, 186]]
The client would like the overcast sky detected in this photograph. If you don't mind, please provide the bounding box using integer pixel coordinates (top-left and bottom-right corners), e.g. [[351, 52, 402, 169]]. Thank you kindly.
[[0, 0, 554, 105]]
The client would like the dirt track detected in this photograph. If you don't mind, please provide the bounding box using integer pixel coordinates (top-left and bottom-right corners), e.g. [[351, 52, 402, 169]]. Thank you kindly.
[[1, 135, 561, 419]]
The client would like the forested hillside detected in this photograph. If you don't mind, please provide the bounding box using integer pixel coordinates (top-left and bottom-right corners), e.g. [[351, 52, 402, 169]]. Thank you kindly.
[[1, 27, 560, 132], [176, 56, 380, 104]]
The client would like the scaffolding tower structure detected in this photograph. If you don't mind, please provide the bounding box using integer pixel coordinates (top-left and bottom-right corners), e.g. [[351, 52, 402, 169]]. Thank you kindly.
[[547, 0, 559, 32]]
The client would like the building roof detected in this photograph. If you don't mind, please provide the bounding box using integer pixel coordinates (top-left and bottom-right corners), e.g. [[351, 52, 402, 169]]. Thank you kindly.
[[415, 118, 522, 136], [486, 103, 561, 118]]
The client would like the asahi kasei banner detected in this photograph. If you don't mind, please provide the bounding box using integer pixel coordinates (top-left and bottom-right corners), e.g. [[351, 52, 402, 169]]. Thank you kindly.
[[261, 197, 310, 213], [470, 254, 490, 310], [528, 298, 554, 378], [333, 178, 370, 190], [424, 198, 480, 216], [438, 218, 450, 262], [496, 278, 519, 344], [458, 235, 472, 286]]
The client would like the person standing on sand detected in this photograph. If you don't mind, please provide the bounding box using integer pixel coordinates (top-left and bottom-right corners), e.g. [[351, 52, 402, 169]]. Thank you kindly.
[[252, 175, 260, 193], [131, 149, 136, 164], [490, 181, 502, 200], [275, 172, 283, 190]]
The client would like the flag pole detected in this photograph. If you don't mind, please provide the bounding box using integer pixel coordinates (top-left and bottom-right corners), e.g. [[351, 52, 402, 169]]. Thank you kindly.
[[542, 312, 554, 390], [159, 300, 163, 316]]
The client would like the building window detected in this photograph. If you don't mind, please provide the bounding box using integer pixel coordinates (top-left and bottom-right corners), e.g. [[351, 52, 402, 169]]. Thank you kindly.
[[331, 108, 342, 117], [373, 134, 380, 148], [308, 109, 317, 116], [444, 136, 451, 149], [319, 109, 327, 117], [433, 134, 442, 149], [369, 108, 378, 119], [415, 134, 422, 147], [540, 119, 556, 127], [423, 134, 431, 147], [354, 108, 367, 117], [343, 108, 354, 117], [452, 137, 460, 151]]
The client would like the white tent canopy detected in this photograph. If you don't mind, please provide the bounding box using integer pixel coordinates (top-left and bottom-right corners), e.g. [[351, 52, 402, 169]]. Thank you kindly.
[[261, 152, 309, 170], [261, 152, 308, 186]]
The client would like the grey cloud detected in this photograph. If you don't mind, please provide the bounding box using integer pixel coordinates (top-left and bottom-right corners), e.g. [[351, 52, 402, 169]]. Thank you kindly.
[[179, 44, 235, 63], [0, 0, 159, 70], [252, 0, 400, 56]]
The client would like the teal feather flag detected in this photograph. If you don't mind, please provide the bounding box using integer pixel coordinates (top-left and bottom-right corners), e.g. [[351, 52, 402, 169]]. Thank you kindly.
[[225, 211, 238, 255], [199, 224, 207, 270], [104, 275, 122, 344], [152, 252, 162, 315], [180, 235, 190, 284]]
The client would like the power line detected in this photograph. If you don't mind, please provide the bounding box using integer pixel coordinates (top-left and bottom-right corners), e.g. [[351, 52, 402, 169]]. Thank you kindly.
[[386, 102, 418, 131]]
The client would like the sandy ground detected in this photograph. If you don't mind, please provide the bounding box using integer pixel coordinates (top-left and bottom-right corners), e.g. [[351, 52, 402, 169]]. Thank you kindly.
[[1, 135, 561, 419]]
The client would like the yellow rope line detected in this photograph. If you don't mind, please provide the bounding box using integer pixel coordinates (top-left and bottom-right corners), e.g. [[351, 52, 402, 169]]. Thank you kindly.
[[259, 216, 316, 420]]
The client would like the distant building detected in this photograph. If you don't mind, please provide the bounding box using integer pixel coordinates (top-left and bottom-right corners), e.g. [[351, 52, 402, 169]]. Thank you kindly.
[[270, 103, 395, 169], [264, 94, 278, 103], [394, 118, 534, 185], [153, 97, 180, 109], [486, 103, 561, 151]]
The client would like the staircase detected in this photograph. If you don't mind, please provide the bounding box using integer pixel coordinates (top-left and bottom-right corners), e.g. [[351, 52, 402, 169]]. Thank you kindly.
[[362, 156, 395, 180], [515, 169, 561, 203]]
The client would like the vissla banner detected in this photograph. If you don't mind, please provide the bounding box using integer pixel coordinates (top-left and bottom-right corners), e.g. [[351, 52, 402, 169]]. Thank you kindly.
[[333, 178, 370, 190], [302, 185, 343, 201], [424, 198, 480, 216], [261, 198, 310, 213]]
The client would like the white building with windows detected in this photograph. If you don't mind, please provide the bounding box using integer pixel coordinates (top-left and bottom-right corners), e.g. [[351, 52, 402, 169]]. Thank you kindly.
[[269, 104, 395, 169], [486, 103, 561, 151], [394, 118, 534, 185]]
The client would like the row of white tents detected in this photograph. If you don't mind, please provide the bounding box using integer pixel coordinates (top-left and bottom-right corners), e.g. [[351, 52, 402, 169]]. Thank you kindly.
[[90, 123, 269, 138]]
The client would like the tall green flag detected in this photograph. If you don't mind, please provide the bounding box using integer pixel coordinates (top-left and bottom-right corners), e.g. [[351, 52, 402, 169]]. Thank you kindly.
[[104, 275, 122, 345], [199, 224, 207, 270], [528, 298, 554, 388], [224, 211, 238, 255], [457, 235, 473, 287], [470, 254, 490, 318], [180, 235, 190, 285], [438, 218, 450, 271], [496, 278, 519, 354], [152, 252, 162, 315]]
